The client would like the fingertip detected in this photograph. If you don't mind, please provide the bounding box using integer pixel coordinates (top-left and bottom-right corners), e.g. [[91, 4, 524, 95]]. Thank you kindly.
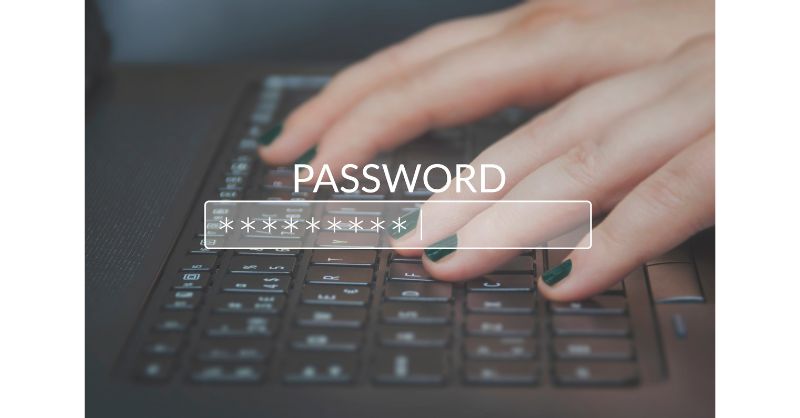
[[537, 277, 575, 302], [421, 258, 466, 282], [422, 247, 492, 282], [257, 145, 286, 165], [391, 246, 423, 257], [537, 257, 584, 302], [536, 256, 621, 302]]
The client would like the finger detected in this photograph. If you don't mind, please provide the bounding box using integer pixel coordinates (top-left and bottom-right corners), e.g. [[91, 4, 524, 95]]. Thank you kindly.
[[393, 48, 704, 253], [538, 134, 715, 301], [258, 3, 529, 165]]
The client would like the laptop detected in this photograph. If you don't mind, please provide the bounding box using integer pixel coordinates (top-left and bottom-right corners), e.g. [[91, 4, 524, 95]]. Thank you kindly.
[[86, 70, 714, 417]]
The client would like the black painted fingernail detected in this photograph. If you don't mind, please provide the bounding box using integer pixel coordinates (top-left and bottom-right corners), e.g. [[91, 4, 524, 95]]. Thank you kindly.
[[424, 234, 458, 262], [389, 208, 419, 239], [296, 147, 316, 165], [542, 259, 572, 286], [258, 122, 283, 146]]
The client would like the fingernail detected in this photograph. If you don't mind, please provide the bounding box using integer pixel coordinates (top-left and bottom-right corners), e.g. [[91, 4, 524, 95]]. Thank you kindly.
[[389, 208, 419, 239], [296, 147, 316, 165], [424, 234, 458, 262], [542, 259, 572, 286], [258, 122, 283, 146]]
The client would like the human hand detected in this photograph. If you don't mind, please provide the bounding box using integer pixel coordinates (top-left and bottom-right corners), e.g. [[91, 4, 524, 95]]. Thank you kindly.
[[397, 35, 714, 301], [258, 0, 715, 301]]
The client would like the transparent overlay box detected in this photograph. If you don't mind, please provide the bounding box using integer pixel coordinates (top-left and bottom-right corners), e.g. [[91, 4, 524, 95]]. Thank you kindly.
[[203, 200, 592, 250]]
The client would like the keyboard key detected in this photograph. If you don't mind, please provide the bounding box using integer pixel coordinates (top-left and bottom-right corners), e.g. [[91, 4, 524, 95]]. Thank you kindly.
[[142, 334, 184, 356], [463, 337, 536, 360], [206, 316, 274, 338], [384, 282, 452, 302], [152, 312, 194, 333], [552, 338, 634, 360], [218, 189, 240, 199], [466, 293, 535, 314], [381, 303, 450, 324], [301, 285, 370, 306], [553, 363, 638, 386], [372, 349, 446, 385], [189, 364, 265, 383], [390, 252, 421, 263], [388, 263, 434, 282], [464, 361, 539, 385], [379, 326, 450, 348], [221, 275, 290, 294], [603, 280, 625, 294], [549, 295, 627, 315], [551, 316, 630, 337], [195, 339, 270, 362], [493, 256, 535, 274], [188, 237, 222, 255], [257, 190, 314, 202], [466, 275, 535, 292], [235, 248, 300, 256], [172, 272, 211, 290], [228, 159, 252, 175], [249, 204, 310, 220], [465, 315, 536, 337], [325, 201, 385, 216], [315, 232, 380, 248], [295, 306, 367, 328], [212, 294, 286, 314], [647, 246, 693, 265], [283, 353, 357, 384], [288, 329, 363, 351], [134, 357, 174, 381], [305, 266, 373, 286], [221, 174, 245, 188], [263, 171, 295, 189], [311, 250, 377, 266], [163, 290, 203, 311], [647, 262, 704, 303], [180, 255, 217, 272], [228, 256, 295, 274]]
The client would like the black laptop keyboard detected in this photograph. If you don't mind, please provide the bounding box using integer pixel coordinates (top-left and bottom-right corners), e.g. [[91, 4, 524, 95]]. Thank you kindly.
[[125, 75, 671, 387]]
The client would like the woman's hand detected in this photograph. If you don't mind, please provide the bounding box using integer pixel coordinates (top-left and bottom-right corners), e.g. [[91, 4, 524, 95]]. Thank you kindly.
[[399, 36, 714, 301], [258, 0, 715, 301]]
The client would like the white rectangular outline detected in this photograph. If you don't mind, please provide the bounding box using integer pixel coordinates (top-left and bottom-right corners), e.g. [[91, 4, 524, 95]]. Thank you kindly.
[[203, 200, 593, 250]]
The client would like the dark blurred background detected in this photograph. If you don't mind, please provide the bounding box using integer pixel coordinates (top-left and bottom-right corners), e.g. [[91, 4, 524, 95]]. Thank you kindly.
[[95, 0, 520, 64]]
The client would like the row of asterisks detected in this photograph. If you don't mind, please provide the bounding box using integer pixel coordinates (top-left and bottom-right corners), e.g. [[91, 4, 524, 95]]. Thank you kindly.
[[217, 216, 408, 234]]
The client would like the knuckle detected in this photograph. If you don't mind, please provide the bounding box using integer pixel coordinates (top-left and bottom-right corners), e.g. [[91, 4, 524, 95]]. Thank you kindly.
[[513, 0, 593, 35], [599, 224, 647, 266], [373, 45, 412, 71], [418, 19, 463, 39], [667, 34, 715, 70], [680, 33, 716, 54], [562, 141, 603, 190], [638, 167, 691, 213]]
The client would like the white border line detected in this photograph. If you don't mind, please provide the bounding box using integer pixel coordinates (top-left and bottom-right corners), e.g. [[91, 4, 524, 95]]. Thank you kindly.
[[203, 199, 593, 250]]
